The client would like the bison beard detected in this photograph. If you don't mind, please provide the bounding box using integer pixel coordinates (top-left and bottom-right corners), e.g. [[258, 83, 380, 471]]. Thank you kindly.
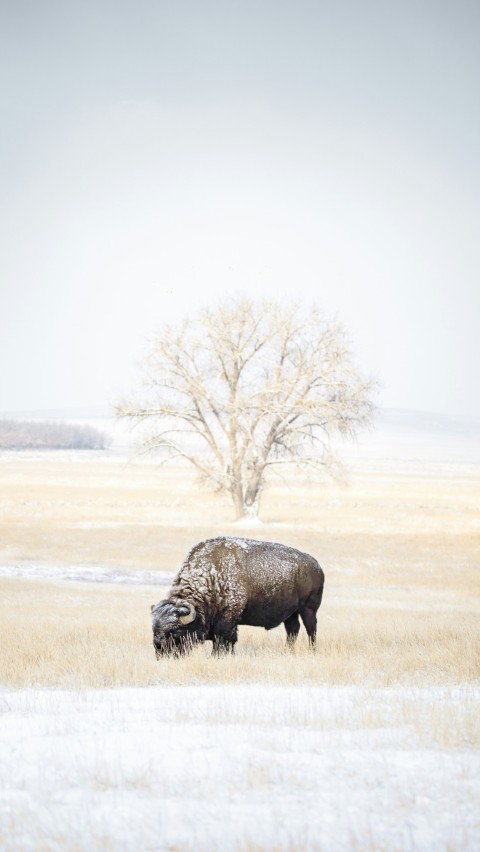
[[151, 537, 325, 657]]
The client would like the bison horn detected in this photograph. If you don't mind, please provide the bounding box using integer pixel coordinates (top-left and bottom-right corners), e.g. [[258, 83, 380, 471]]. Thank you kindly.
[[177, 601, 196, 625]]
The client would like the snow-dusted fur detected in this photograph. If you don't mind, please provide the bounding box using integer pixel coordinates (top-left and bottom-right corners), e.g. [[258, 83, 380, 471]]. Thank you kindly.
[[151, 536, 325, 655]]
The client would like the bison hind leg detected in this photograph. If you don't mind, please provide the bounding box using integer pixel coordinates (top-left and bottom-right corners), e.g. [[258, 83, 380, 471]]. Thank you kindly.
[[299, 606, 317, 649], [284, 612, 300, 648]]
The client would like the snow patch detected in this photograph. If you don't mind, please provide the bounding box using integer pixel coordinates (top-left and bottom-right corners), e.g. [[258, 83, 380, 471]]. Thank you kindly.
[[0, 685, 478, 850], [0, 564, 171, 586], [234, 516, 264, 526]]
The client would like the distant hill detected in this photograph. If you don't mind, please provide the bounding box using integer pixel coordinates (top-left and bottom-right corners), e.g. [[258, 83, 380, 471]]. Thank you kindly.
[[338, 408, 480, 467], [1, 407, 478, 461], [0, 419, 109, 450], [378, 408, 480, 438]]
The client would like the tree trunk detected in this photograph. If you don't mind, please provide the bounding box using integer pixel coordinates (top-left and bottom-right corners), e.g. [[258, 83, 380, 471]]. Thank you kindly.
[[230, 484, 262, 520], [231, 483, 246, 521], [231, 467, 263, 519]]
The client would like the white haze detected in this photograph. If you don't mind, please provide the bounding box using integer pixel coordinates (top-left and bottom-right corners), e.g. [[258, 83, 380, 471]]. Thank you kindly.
[[1, 1, 479, 417]]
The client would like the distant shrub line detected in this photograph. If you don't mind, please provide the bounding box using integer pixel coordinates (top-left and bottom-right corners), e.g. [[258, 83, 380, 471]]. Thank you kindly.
[[0, 420, 109, 450]]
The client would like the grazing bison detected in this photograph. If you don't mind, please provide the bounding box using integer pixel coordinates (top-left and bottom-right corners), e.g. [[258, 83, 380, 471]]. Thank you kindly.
[[151, 536, 324, 657]]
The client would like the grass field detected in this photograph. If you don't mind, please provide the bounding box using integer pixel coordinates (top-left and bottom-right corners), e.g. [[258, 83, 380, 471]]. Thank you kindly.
[[0, 444, 479, 850], [1, 576, 479, 691], [0, 449, 479, 689]]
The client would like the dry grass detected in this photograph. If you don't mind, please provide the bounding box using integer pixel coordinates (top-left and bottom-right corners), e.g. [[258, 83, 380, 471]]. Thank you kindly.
[[1, 575, 479, 690], [0, 453, 478, 590], [0, 452, 479, 690]]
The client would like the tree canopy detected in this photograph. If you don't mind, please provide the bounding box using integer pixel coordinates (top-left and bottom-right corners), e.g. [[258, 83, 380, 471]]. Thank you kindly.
[[117, 298, 375, 519]]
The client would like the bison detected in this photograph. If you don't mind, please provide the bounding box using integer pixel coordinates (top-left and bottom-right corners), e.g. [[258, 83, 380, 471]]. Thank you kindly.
[[151, 536, 324, 657]]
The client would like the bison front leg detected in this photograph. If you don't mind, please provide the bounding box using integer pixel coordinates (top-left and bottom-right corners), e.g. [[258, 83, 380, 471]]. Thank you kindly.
[[212, 624, 238, 656]]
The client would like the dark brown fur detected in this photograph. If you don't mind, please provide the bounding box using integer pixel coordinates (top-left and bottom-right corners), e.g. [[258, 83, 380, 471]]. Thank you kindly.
[[151, 536, 324, 656]]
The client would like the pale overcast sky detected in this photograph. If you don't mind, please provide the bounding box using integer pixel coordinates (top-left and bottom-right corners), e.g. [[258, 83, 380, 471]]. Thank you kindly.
[[1, 0, 479, 417]]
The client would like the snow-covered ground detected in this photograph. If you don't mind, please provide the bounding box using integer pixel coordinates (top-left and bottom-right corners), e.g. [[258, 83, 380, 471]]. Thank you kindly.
[[1, 685, 478, 851], [0, 563, 171, 585]]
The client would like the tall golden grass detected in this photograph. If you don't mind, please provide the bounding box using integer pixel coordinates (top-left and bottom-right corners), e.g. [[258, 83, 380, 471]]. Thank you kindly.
[[1, 577, 478, 690], [0, 454, 478, 691]]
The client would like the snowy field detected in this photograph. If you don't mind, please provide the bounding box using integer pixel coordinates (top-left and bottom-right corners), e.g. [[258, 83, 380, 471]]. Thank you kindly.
[[0, 409, 479, 850], [1, 685, 479, 851]]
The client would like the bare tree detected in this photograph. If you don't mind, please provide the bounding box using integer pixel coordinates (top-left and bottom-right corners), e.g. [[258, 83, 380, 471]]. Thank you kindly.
[[117, 299, 375, 520]]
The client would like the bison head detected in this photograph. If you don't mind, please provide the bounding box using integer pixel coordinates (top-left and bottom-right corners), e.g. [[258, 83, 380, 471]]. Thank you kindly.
[[151, 599, 198, 658]]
